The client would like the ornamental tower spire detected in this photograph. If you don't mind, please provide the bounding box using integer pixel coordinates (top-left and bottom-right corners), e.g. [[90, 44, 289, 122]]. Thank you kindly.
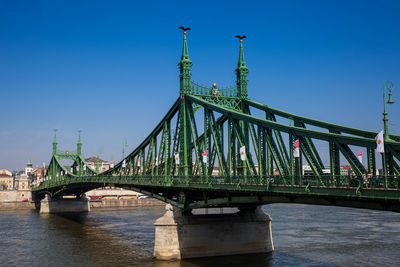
[[178, 26, 192, 94], [52, 129, 58, 155], [235, 35, 249, 99], [77, 130, 82, 155]]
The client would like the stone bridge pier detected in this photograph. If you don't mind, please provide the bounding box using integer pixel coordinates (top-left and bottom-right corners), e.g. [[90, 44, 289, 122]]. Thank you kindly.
[[35, 194, 90, 214], [154, 204, 274, 260]]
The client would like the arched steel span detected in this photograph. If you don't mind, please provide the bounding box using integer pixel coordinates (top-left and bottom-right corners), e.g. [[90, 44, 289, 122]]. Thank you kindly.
[[33, 30, 400, 212]]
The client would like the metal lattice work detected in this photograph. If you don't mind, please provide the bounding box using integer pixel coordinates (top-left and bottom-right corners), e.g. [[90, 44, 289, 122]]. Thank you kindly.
[[33, 30, 400, 212], [190, 81, 238, 98], [43, 131, 98, 188]]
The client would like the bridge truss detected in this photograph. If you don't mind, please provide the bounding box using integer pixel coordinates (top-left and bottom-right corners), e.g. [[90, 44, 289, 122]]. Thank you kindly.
[[33, 30, 400, 212]]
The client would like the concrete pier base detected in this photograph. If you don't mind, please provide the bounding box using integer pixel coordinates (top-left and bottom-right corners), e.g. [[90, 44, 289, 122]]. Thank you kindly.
[[154, 204, 274, 260], [39, 195, 90, 214]]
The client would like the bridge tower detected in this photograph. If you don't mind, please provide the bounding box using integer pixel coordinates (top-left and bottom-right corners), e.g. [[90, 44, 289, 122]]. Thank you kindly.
[[52, 129, 57, 155], [77, 130, 82, 155], [153, 31, 274, 260], [236, 36, 248, 99], [235, 36, 251, 176], [178, 27, 193, 177]]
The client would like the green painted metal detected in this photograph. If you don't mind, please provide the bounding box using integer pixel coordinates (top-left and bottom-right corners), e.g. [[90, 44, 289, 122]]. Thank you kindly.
[[44, 132, 98, 182], [33, 29, 400, 212]]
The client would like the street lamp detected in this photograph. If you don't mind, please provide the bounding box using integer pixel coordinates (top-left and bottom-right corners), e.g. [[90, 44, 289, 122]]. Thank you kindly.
[[383, 80, 395, 141], [382, 80, 395, 180]]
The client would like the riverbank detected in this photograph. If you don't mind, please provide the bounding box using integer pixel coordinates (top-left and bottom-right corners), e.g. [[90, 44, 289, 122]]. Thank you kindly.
[[0, 190, 34, 210], [0, 187, 164, 211], [90, 198, 164, 209], [0, 190, 32, 202], [0, 201, 35, 210], [0, 198, 164, 211]]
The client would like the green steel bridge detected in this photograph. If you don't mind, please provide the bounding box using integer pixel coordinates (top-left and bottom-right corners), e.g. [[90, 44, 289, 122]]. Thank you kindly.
[[33, 30, 400, 213]]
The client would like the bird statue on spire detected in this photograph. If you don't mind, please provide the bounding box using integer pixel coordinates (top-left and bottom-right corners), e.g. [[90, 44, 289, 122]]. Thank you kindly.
[[179, 26, 191, 34], [235, 35, 247, 42]]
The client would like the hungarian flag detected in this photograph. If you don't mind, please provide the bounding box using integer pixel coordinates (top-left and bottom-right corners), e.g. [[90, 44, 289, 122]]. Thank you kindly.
[[294, 140, 300, 158], [91, 162, 95, 168], [175, 153, 180, 165], [110, 160, 114, 168], [202, 150, 207, 163], [70, 167, 73, 173], [358, 150, 362, 163], [155, 157, 159, 166], [76, 165, 79, 171], [214, 89, 219, 96], [61, 171, 64, 176], [122, 160, 126, 168], [56, 173, 59, 177], [83, 165, 87, 171], [376, 130, 384, 154], [65, 169, 67, 174], [240, 146, 246, 161]]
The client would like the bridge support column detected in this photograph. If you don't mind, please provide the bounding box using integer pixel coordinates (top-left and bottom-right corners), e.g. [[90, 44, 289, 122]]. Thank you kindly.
[[39, 195, 90, 214], [154, 204, 274, 260]]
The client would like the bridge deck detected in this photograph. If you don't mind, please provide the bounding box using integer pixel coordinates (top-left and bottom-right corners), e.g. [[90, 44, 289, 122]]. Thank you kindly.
[[33, 175, 400, 212]]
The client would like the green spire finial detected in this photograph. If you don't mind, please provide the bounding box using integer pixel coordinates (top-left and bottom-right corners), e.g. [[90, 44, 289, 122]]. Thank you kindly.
[[235, 35, 249, 99], [77, 130, 82, 155], [236, 35, 247, 67], [53, 129, 57, 143], [178, 26, 192, 94], [179, 26, 191, 61], [52, 129, 58, 155]]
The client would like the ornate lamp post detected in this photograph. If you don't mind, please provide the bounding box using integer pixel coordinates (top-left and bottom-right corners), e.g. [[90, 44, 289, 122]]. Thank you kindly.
[[382, 80, 395, 180], [383, 80, 395, 141]]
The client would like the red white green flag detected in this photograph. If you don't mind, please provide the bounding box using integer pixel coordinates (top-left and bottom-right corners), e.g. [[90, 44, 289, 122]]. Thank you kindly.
[[202, 150, 207, 163], [294, 140, 300, 158], [240, 146, 246, 161], [376, 130, 384, 154]]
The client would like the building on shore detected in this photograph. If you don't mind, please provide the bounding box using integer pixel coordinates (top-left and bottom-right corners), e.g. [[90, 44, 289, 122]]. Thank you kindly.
[[14, 161, 32, 190], [0, 168, 13, 190], [85, 157, 110, 173]]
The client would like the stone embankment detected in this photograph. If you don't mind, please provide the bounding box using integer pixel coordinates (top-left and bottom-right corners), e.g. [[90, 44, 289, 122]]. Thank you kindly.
[[90, 198, 163, 209], [0, 188, 163, 210], [0, 190, 33, 210]]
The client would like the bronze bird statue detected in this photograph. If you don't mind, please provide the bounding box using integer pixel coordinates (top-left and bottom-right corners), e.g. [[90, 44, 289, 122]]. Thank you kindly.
[[235, 35, 246, 41], [179, 26, 191, 33]]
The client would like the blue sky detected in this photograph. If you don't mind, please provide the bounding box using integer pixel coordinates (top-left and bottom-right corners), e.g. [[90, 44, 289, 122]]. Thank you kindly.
[[1, 0, 400, 170]]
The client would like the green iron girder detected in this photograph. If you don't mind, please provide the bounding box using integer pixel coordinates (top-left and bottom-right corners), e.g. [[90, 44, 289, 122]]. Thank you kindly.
[[334, 139, 367, 177], [246, 99, 400, 140], [103, 97, 180, 176], [188, 95, 379, 148]]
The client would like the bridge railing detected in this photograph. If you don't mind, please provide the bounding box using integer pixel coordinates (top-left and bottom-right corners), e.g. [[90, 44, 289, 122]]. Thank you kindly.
[[161, 175, 399, 189], [189, 81, 238, 97], [56, 149, 77, 155], [33, 173, 400, 192]]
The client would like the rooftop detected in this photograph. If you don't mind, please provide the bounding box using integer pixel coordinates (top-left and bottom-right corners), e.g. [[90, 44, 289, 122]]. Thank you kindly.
[[85, 157, 107, 163], [0, 168, 12, 177]]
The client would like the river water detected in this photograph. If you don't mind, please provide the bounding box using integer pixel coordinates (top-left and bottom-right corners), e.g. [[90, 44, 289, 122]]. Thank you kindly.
[[0, 204, 399, 267]]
